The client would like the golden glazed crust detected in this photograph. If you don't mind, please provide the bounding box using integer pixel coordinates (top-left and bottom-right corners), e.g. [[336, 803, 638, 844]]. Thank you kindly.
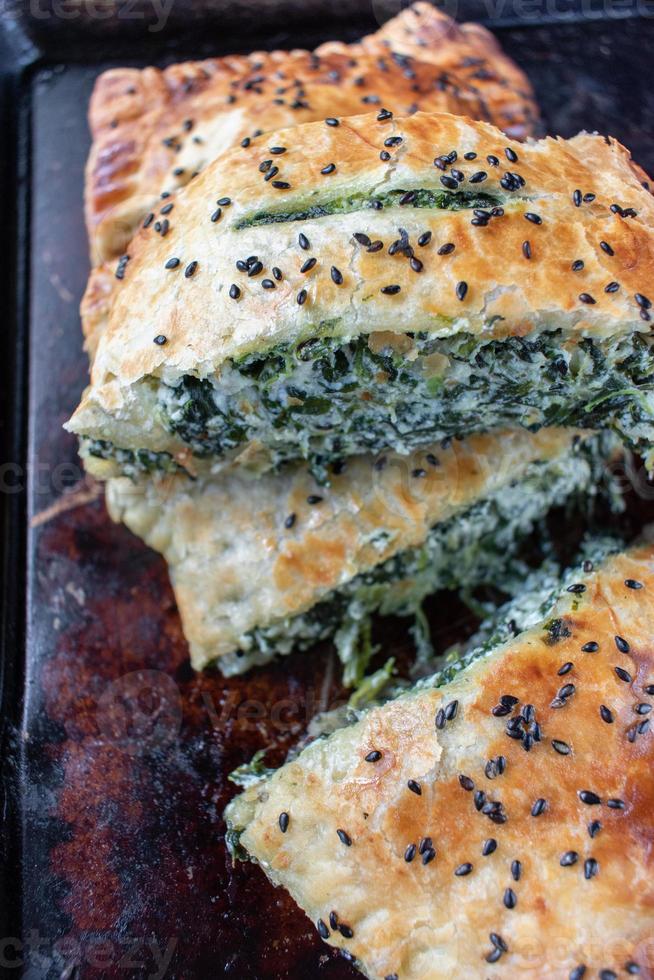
[[225, 543, 654, 979], [86, 2, 539, 262], [67, 108, 654, 454], [106, 426, 581, 670]]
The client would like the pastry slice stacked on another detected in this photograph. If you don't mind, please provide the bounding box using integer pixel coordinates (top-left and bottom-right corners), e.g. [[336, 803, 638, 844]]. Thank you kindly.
[[67, 110, 654, 483], [225, 541, 654, 979], [107, 428, 613, 676]]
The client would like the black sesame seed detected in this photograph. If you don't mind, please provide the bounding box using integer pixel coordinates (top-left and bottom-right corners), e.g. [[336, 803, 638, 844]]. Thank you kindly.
[[615, 635, 630, 653], [210, 207, 222, 222], [297, 289, 307, 305], [459, 775, 474, 791], [522, 240, 532, 260], [325, 117, 339, 126], [445, 699, 458, 721], [579, 790, 601, 805], [456, 281, 468, 301], [558, 662, 574, 676], [583, 192, 596, 202], [381, 284, 401, 295], [217, 197, 231, 207], [560, 850, 578, 866], [615, 666, 632, 683], [573, 189, 582, 207], [438, 242, 455, 255], [247, 260, 263, 277], [143, 212, 155, 228], [307, 495, 323, 506], [165, 257, 180, 269], [365, 750, 382, 763], [279, 811, 289, 833], [399, 191, 416, 205], [300, 257, 317, 274], [262, 278, 275, 289], [503, 888, 517, 909], [599, 971, 617, 980], [153, 335, 167, 346], [567, 583, 586, 594], [511, 859, 521, 881], [579, 292, 596, 304], [464, 151, 477, 160], [298, 233, 310, 250], [160, 202, 174, 215], [599, 703, 615, 726], [229, 283, 242, 301], [588, 820, 602, 838], [329, 911, 338, 929], [417, 231, 432, 247], [384, 135, 403, 147], [584, 857, 599, 879], [317, 918, 329, 939], [380, 151, 391, 162], [525, 212, 542, 224], [482, 838, 497, 856], [337, 829, 352, 846], [626, 962, 641, 975], [272, 180, 290, 189], [635, 702, 652, 714], [272, 267, 282, 281], [269, 146, 286, 155], [377, 108, 393, 121], [474, 790, 486, 811], [404, 843, 416, 862], [410, 257, 423, 273], [582, 641, 599, 652], [440, 175, 459, 190], [486, 948, 502, 964], [338, 924, 353, 939], [635, 292, 652, 309], [469, 171, 487, 183], [505, 147, 518, 162], [184, 260, 198, 278], [435, 708, 445, 730], [570, 966, 587, 980], [552, 739, 571, 755], [407, 779, 422, 795], [487, 154, 500, 166], [600, 240, 614, 256], [572, 260, 585, 272], [531, 797, 547, 817], [354, 232, 371, 246], [331, 266, 343, 285], [454, 862, 473, 876], [422, 847, 436, 866], [412, 467, 426, 478]]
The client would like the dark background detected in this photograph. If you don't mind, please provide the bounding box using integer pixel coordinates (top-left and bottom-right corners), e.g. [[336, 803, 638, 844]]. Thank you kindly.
[[2, 1, 654, 977]]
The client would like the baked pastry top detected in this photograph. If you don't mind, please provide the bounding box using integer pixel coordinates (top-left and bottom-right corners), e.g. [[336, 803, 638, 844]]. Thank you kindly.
[[106, 426, 593, 671], [86, 2, 539, 262], [225, 541, 654, 979]]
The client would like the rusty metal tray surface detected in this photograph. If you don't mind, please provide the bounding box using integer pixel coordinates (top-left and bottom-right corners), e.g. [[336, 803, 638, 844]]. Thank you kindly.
[[3, 3, 654, 977]]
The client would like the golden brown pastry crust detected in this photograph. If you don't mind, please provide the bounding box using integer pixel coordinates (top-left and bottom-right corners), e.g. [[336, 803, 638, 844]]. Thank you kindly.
[[68, 107, 654, 456], [106, 426, 583, 669], [86, 2, 539, 262], [226, 542, 654, 979]]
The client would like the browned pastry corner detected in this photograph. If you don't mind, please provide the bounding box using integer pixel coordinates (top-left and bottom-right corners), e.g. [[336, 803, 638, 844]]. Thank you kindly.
[[85, 2, 539, 262], [225, 541, 654, 979]]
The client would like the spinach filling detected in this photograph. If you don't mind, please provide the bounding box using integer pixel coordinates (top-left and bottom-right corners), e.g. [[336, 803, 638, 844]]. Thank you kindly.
[[165, 328, 654, 482], [86, 328, 654, 481], [235, 187, 501, 228], [219, 434, 615, 682]]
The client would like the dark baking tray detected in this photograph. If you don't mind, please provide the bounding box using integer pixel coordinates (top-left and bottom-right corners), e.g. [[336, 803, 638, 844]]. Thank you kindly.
[[3, 3, 654, 977]]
